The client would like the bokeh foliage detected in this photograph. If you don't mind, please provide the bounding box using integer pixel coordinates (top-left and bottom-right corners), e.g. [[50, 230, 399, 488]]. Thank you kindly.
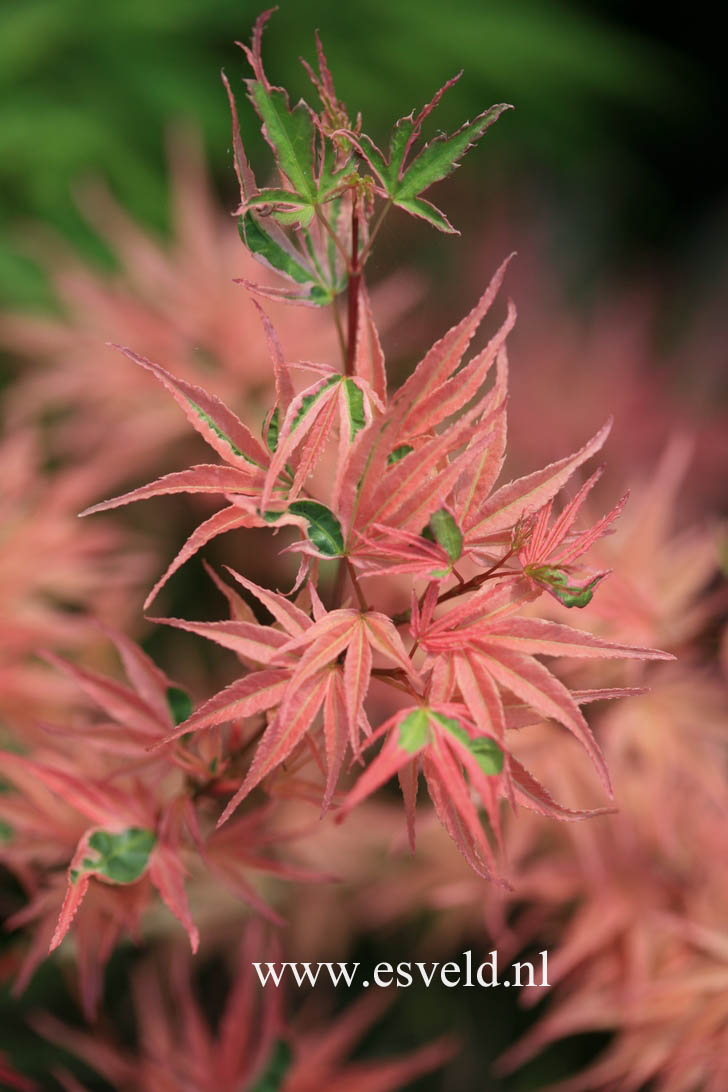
[[0, 0, 694, 306]]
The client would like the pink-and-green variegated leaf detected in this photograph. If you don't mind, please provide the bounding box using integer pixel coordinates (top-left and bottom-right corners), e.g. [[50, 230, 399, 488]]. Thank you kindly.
[[478, 618, 674, 661], [359, 345, 509, 539], [233, 275, 322, 306], [240, 12, 346, 214], [260, 373, 340, 510], [522, 467, 603, 563], [221, 69, 258, 208], [343, 82, 511, 233], [344, 285, 510, 538], [336, 377, 380, 472], [358, 523, 448, 569], [332, 417, 380, 536], [342, 70, 461, 185], [288, 379, 342, 499], [109, 346, 269, 468], [358, 412, 479, 533], [464, 418, 613, 541], [338, 716, 419, 816], [553, 491, 630, 567], [218, 670, 332, 824], [390, 102, 512, 223], [418, 579, 536, 647], [476, 644, 612, 793], [386, 414, 505, 535], [79, 465, 264, 517], [156, 669, 289, 745], [441, 723, 504, 846]]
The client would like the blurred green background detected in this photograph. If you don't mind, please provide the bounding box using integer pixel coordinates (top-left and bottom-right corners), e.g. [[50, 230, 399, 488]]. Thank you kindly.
[[1, 0, 725, 308]]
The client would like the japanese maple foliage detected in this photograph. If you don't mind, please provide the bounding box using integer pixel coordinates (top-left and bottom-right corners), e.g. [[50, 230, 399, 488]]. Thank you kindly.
[[76, 8, 671, 892], [6, 11, 727, 1092], [0, 629, 327, 1016], [31, 924, 454, 1092]]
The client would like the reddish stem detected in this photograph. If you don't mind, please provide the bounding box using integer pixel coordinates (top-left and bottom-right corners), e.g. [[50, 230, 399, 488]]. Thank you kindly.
[[436, 546, 517, 606], [346, 203, 360, 376]]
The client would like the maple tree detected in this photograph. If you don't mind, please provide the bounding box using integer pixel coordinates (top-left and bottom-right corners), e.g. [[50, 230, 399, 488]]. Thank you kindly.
[[0, 12, 696, 1087], [76, 7, 669, 893]]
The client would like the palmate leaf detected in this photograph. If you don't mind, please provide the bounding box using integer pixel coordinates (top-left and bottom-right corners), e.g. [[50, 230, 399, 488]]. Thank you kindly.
[[240, 11, 352, 213], [42, 652, 168, 740], [354, 379, 504, 541], [417, 585, 673, 793], [338, 257, 513, 543], [218, 670, 334, 825], [182, 608, 419, 824], [260, 369, 381, 513], [340, 702, 505, 879], [348, 75, 512, 232], [232, 7, 354, 275], [462, 418, 615, 544], [223, 39, 344, 306]]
